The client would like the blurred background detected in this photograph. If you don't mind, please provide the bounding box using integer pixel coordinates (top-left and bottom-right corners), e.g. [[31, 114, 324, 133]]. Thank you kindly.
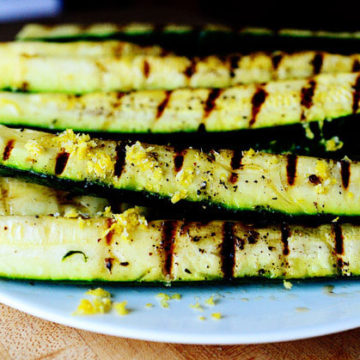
[[0, 0, 358, 41]]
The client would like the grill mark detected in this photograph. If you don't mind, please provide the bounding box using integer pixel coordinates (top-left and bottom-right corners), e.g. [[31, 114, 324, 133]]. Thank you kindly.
[[281, 223, 290, 256], [204, 88, 222, 118], [333, 223, 344, 274], [105, 257, 114, 273], [114, 142, 128, 177], [340, 160, 350, 189], [311, 53, 323, 75], [229, 55, 241, 78], [55, 152, 70, 176], [113, 91, 125, 108], [286, 154, 298, 186], [105, 218, 115, 245], [162, 220, 176, 278], [143, 59, 150, 78], [184, 58, 197, 78], [300, 80, 316, 121], [174, 149, 186, 173], [221, 222, 236, 280], [352, 75, 360, 114], [271, 53, 283, 70], [249, 87, 268, 126], [333, 223, 344, 255], [0, 186, 8, 215], [352, 59, 360, 72], [156, 91, 171, 119], [230, 150, 243, 170], [2, 140, 14, 161]]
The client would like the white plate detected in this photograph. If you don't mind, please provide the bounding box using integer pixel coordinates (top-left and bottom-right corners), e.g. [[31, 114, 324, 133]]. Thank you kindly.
[[1, 279, 360, 344]]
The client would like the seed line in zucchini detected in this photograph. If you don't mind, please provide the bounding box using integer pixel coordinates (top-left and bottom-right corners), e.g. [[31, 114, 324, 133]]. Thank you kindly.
[[1, 125, 359, 216], [0, 72, 358, 133], [2, 50, 360, 93], [0, 215, 357, 281]]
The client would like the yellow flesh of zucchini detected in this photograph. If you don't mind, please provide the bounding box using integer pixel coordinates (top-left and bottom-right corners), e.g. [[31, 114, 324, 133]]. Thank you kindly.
[[0, 216, 356, 281]]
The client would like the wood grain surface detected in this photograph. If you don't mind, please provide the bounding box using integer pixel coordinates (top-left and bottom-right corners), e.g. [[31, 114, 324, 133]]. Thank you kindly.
[[0, 303, 358, 360]]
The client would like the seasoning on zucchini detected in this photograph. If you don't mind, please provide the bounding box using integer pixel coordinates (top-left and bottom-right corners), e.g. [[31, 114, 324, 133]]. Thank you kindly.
[[0, 125, 359, 217], [0, 214, 357, 281], [0, 176, 109, 216], [1, 50, 360, 93], [15, 23, 360, 55], [0, 72, 358, 134]]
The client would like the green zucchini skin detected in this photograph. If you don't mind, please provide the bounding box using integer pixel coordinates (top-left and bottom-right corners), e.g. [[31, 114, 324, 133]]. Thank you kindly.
[[1, 51, 360, 93], [0, 125, 359, 217], [0, 216, 357, 281], [15, 23, 360, 55], [0, 73, 358, 133]]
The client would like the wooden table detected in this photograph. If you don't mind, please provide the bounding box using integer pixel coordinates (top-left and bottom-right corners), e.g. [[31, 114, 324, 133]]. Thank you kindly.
[[0, 303, 358, 360]]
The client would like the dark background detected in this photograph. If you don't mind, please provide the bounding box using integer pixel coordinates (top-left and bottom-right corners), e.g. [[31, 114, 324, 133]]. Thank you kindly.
[[0, 0, 359, 41]]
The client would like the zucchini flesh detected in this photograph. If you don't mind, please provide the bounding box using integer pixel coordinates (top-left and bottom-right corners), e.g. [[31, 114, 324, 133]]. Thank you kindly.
[[0, 177, 109, 217], [0, 41, 165, 58], [0, 125, 359, 217], [0, 51, 360, 93], [16, 23, 360, 55], [0, 73, 357, 133], [0, 216, 357, 281]]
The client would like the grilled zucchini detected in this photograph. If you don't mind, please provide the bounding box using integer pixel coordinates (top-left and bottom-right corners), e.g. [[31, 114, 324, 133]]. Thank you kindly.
[[0, 176, 109, 216], [0, 41, 165, 58], [0, 72, 357, 133], [0, 125, 358, 216], [0, 50, 359, 93], [0, 215, 357, 281], [16, 23, 360, 55]]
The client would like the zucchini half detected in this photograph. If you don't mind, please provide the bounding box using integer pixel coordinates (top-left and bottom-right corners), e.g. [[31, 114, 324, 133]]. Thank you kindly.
[[0, 41, 165, 58], [1, 50, 360, 93], [0, 125, 358, 217], [0, 176, 109, 216], [0, 216, 357, 281], [0, 72, 358, 133], [15, 23, 360, 55]]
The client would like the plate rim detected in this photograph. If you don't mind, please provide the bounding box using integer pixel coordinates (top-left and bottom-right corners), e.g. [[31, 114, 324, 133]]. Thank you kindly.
[[0, 288, 359, 345]]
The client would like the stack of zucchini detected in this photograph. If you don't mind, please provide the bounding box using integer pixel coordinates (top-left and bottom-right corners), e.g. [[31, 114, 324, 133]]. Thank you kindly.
[[1, 23, 360, 283]]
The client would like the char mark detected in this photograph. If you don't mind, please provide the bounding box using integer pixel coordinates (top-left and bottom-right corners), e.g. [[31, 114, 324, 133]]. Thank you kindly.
[[184, 58, 197, 78], [352, 59, 360, 72], [286, 154, 298, 186], [281, 223, 290, 256], [221, 222, 236, 280], [311, 53, 323, 75], [229, 55, 241, 78], [249, 87, 268, 126], [143, 59, 150, 78], [55, 152, 70, 175], [333, 223, 344, 255], [204, 88, 222, 118], [300, 80, 316, 120], [156, 90, 171, 119], [174, 149, 185, 173], [271, 53, 283, 70], [2, 140, 14, 161], [105, 218, 116, 245], [229, 172, 238, 184], [162, 220, 177, 277], [340, 160, 350, 189], [352, 75, 360, 114], [114, 141, 128, 177], [231, 149, 243, 170]]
